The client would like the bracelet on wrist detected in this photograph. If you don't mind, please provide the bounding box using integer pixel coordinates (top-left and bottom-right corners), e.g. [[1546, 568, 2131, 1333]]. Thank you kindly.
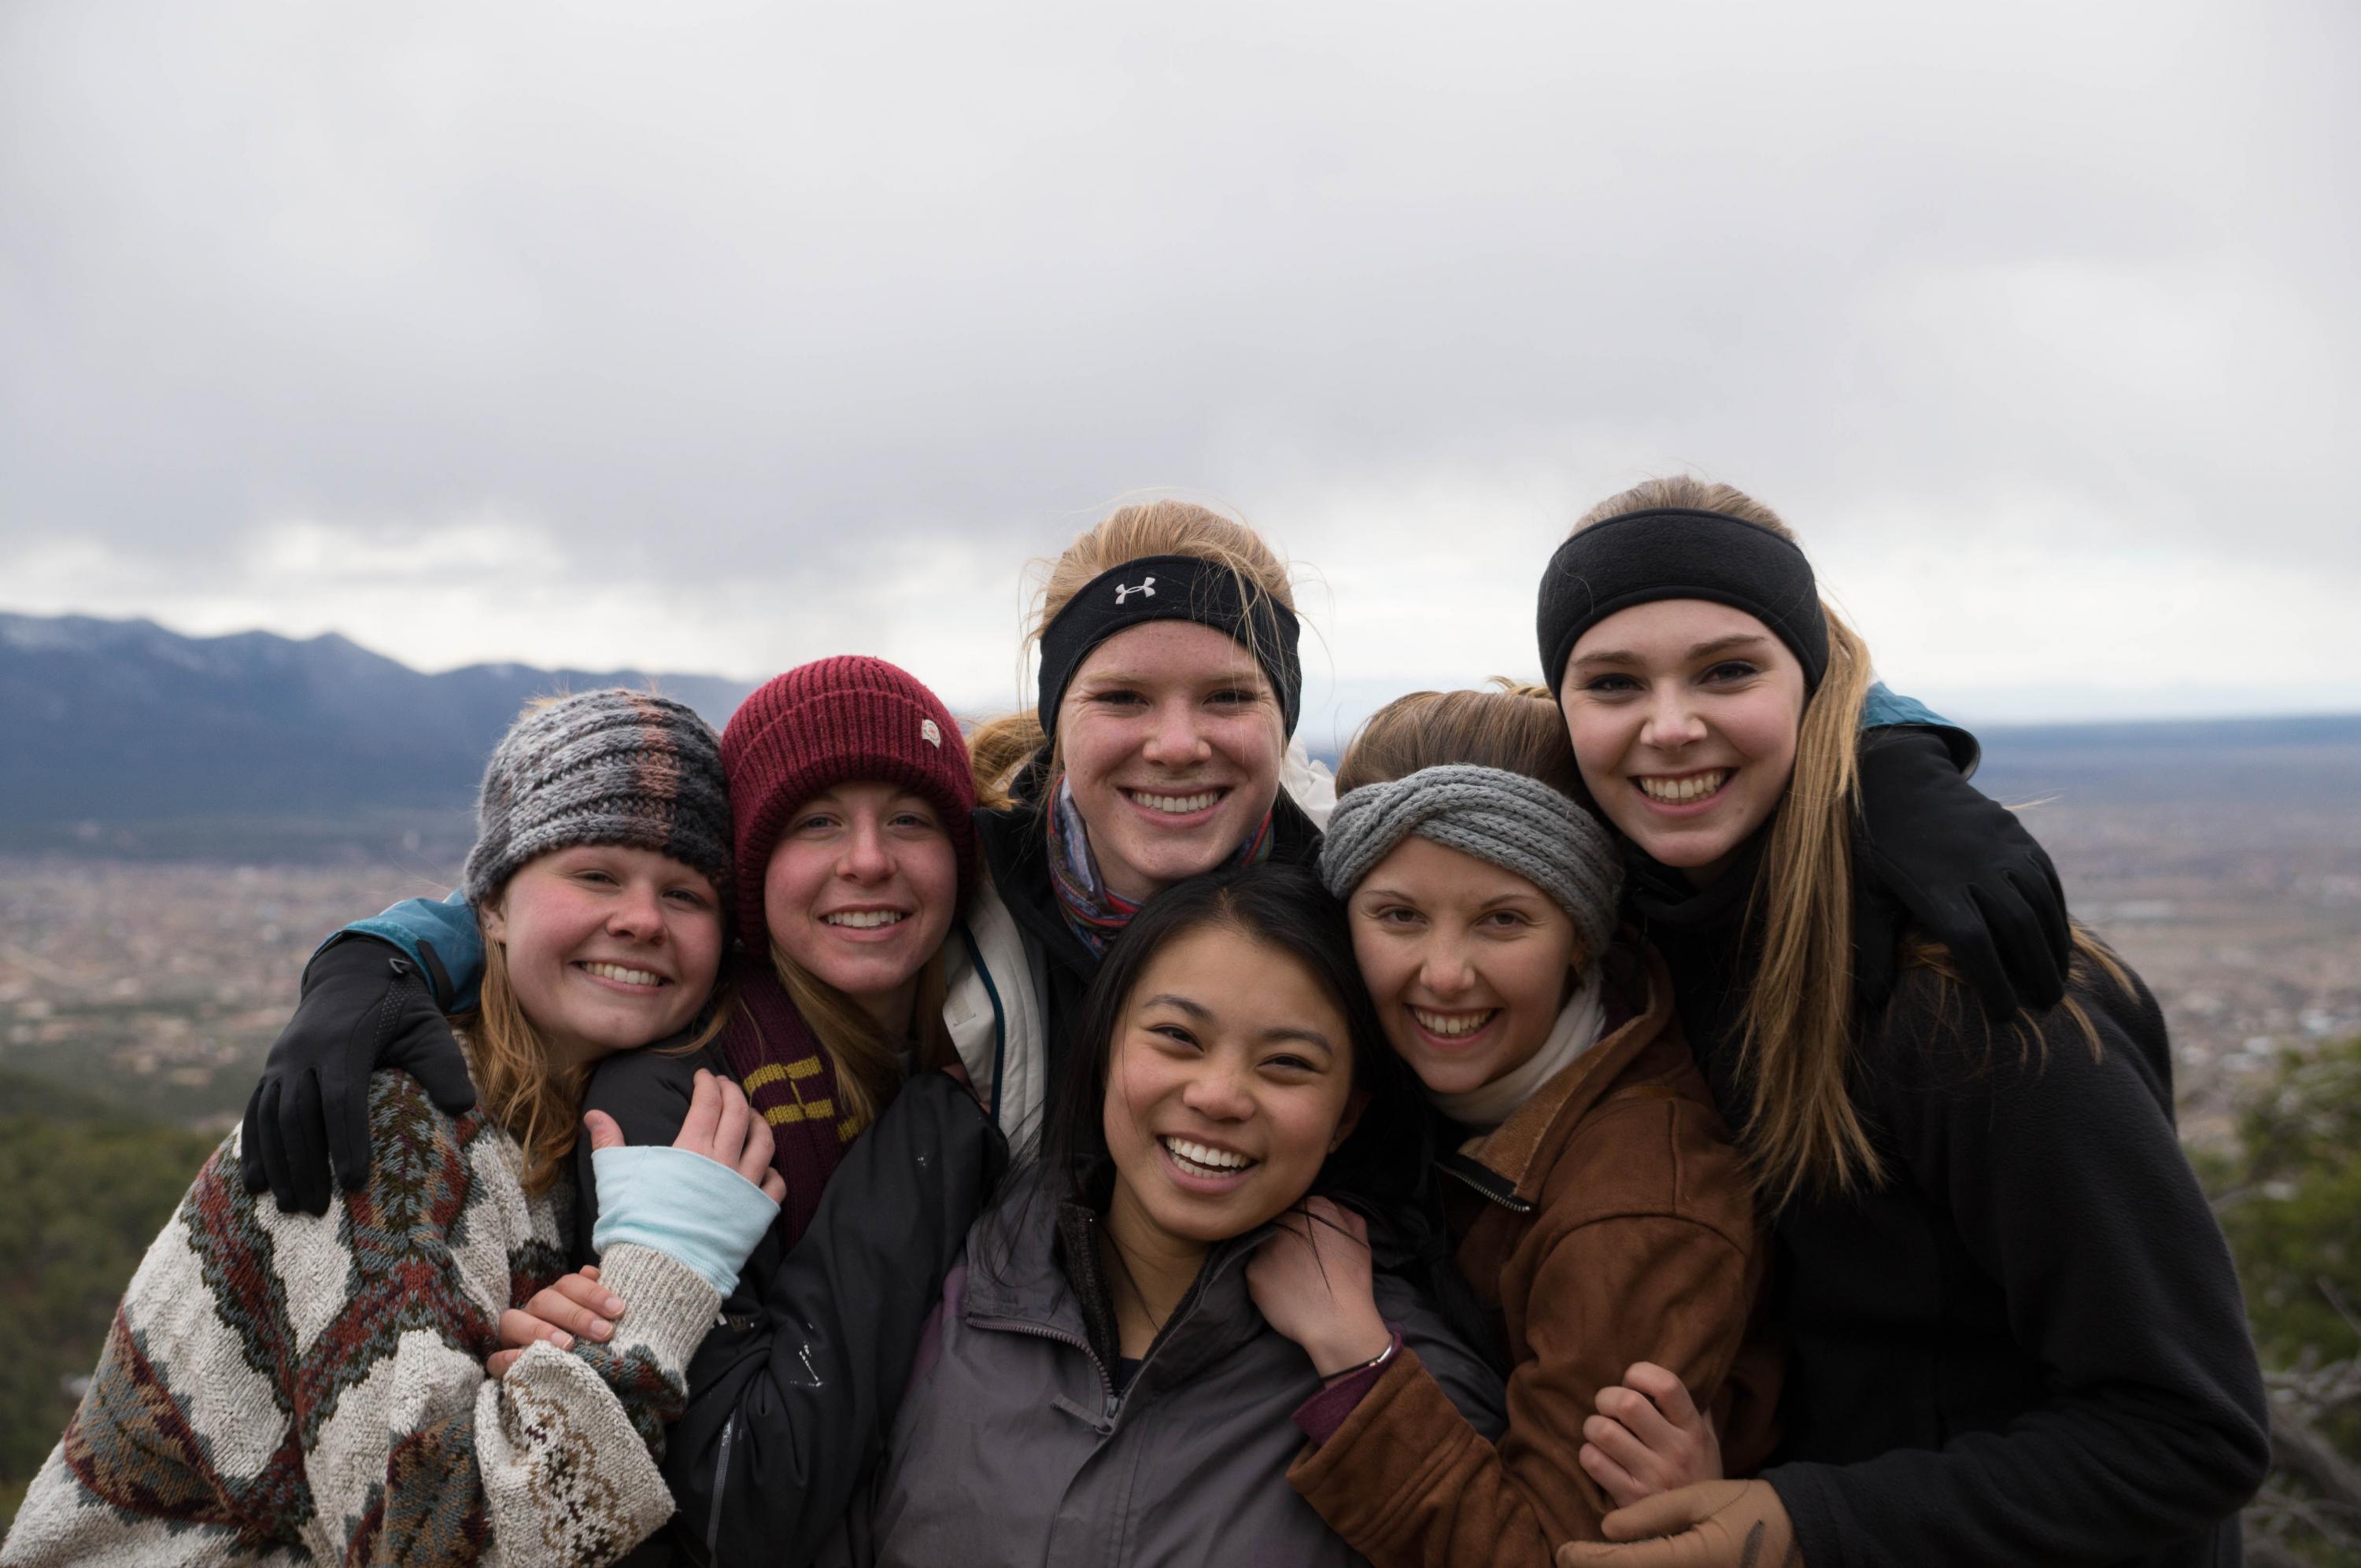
[[1321, 1334, 1397, 1383]]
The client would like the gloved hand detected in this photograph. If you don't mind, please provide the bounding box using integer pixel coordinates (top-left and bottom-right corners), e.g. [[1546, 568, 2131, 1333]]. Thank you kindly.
[[1556, 1479, 1799, 1566], [1854, 728, 2070, 1018], [238, 936, 476, 1213]]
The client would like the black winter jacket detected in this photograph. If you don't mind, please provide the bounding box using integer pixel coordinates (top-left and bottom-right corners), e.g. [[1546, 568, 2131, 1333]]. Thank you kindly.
[[575, 1053, 1006, 1568], [1635, 848, 2270, 1566]]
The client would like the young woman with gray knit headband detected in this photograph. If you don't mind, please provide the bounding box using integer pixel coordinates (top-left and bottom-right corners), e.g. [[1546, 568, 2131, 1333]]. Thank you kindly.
[[4, 689, 786, 1568], [1242, 684, 1772, 1567]]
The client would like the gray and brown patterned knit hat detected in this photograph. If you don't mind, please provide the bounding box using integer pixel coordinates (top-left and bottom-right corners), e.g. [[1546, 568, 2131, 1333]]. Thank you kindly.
[[461, 688, 733, 909]]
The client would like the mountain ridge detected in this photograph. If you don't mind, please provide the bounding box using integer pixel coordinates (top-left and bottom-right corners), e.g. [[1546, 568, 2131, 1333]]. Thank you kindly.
[[6, 610, 2356, 847], [0, 611, 756, 827]]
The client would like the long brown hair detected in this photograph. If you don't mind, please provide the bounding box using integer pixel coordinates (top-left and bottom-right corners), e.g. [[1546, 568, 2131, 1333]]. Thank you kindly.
[[762, 941, 953, 1135], [967, 498, 1301, 803], [461, 924, 733, 1196], [1570, 477, 2118, 1209]]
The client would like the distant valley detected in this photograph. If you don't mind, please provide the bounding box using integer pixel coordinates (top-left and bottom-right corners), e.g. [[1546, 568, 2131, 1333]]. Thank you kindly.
[[2, 609, 2356, 1142]]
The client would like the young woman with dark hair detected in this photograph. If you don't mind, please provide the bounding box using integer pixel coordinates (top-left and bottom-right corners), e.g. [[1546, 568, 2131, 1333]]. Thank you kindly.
[[837, 861, 1503, 1566]]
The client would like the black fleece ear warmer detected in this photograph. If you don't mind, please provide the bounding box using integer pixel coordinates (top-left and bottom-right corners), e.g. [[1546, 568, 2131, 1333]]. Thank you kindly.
[[1535, 507, 1830, 700], [1036, 554, 1303, 738]]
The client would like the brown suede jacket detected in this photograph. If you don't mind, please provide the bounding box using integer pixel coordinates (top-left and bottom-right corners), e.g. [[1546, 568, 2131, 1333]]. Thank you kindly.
[[1288, 941, 1779, 1565]]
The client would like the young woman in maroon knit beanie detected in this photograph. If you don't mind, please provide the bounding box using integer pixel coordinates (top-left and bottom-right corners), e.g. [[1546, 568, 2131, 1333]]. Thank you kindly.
[[489, 656, 1010, 1565]]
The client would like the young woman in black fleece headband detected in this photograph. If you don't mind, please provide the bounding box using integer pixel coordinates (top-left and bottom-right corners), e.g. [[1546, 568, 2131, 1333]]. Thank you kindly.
[[1548, 478, 2267, 1568], [950, 499, 1328, 1145]]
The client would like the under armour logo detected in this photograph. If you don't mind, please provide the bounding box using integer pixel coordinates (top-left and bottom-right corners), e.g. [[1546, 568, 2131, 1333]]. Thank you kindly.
[[919, 718, 942, 748], [1114, 577, 1156, 604]]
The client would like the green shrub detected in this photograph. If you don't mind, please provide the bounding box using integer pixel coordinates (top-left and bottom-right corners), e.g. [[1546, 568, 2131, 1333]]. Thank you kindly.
[[0, 1082, 218, 1494]]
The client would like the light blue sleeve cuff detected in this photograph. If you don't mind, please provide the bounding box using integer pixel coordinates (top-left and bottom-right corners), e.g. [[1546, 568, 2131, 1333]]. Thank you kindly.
[[1860, 681, 1981, 777], [332, 890, 486, 1012], [590, 1144, 779, 1297]]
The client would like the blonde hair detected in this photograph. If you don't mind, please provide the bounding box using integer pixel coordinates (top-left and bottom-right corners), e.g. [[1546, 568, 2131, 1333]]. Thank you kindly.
[[763, 943, 953, 1134], [1571, 477, 2115, 1208], [967, 499, 1299, 803], [461, 922, 733, 1196]]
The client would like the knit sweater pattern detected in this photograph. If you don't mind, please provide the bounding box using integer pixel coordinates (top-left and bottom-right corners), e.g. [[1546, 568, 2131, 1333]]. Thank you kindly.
[[2, 1072, 720, 1568]]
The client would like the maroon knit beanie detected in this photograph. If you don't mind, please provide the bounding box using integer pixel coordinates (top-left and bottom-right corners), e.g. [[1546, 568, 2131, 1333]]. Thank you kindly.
[[721, 655, 980, 950]]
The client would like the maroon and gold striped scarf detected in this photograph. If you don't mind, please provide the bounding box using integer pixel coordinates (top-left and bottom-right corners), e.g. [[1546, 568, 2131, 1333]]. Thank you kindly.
[[715, 956, 856, 1247]]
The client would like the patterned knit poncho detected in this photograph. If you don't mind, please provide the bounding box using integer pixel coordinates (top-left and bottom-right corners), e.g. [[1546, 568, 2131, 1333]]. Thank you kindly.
[[1, 1073, 719, 1567]]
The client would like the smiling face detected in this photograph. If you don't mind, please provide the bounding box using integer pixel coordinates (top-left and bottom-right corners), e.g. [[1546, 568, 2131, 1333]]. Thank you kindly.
[[1559, 599, 1808, 884], [763, 780, 960, 1029], [1059, 621, 1286, 903], [480, 844, 726, 1070], [1347, 835, 1580, 1098], [1101, 922, 1362, 1254]]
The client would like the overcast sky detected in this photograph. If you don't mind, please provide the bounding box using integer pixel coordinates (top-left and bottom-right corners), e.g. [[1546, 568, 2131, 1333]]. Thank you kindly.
[[4, 0, 2354, 743]]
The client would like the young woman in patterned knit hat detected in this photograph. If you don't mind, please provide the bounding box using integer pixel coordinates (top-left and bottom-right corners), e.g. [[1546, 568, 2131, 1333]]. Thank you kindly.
[[5, 689, 781, 1567]]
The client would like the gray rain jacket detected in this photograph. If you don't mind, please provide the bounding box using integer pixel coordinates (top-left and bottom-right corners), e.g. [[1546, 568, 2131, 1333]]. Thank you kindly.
[[836, 1171, 1506, 1567]]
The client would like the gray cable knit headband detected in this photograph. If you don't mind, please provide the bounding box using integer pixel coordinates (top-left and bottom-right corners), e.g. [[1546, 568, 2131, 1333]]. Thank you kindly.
[[1319, 764, 1624, 959], [463, 688, 733, 909]]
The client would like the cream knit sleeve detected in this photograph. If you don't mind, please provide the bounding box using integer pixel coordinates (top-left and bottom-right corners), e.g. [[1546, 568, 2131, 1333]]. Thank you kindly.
[[0, 1075, 720, 1568], [283, 1081, 720, 1567]]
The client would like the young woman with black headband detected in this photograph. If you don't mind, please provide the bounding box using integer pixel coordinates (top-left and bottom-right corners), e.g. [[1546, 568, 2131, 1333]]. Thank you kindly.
[[1540, 478, 2268, 1568], [948, 498, 1324, 1153]]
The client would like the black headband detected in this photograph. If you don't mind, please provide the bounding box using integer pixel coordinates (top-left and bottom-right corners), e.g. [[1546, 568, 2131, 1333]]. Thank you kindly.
[[1536, 507, 1829, 699], [1037, 553, 1303, 738]]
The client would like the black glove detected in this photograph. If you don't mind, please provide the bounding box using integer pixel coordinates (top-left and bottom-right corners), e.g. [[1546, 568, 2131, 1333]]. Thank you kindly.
[[1855, 727, 2071, 1019], [238, 935, 476, 1213]]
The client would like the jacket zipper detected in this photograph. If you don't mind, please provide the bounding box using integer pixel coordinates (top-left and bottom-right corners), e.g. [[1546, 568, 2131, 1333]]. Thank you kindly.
[[704, 1414, 737, 1557], [1439, 1157, 1536, 1214], [968, 1315, 1122, 1426]]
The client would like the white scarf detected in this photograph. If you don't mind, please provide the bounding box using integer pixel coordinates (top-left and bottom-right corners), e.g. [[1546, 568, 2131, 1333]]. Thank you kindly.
[[1428, 970, 1609, 1131]]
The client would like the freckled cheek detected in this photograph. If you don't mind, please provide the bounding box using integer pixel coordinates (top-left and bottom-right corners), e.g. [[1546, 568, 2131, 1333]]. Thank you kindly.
[[1210, 716, 1284, 780], [1059, 715, 1136, 791], [763, 847, 830, 928]]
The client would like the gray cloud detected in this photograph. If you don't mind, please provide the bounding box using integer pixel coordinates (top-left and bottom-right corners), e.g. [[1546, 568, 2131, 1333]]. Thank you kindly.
[[3, 0, 2354, 728]]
